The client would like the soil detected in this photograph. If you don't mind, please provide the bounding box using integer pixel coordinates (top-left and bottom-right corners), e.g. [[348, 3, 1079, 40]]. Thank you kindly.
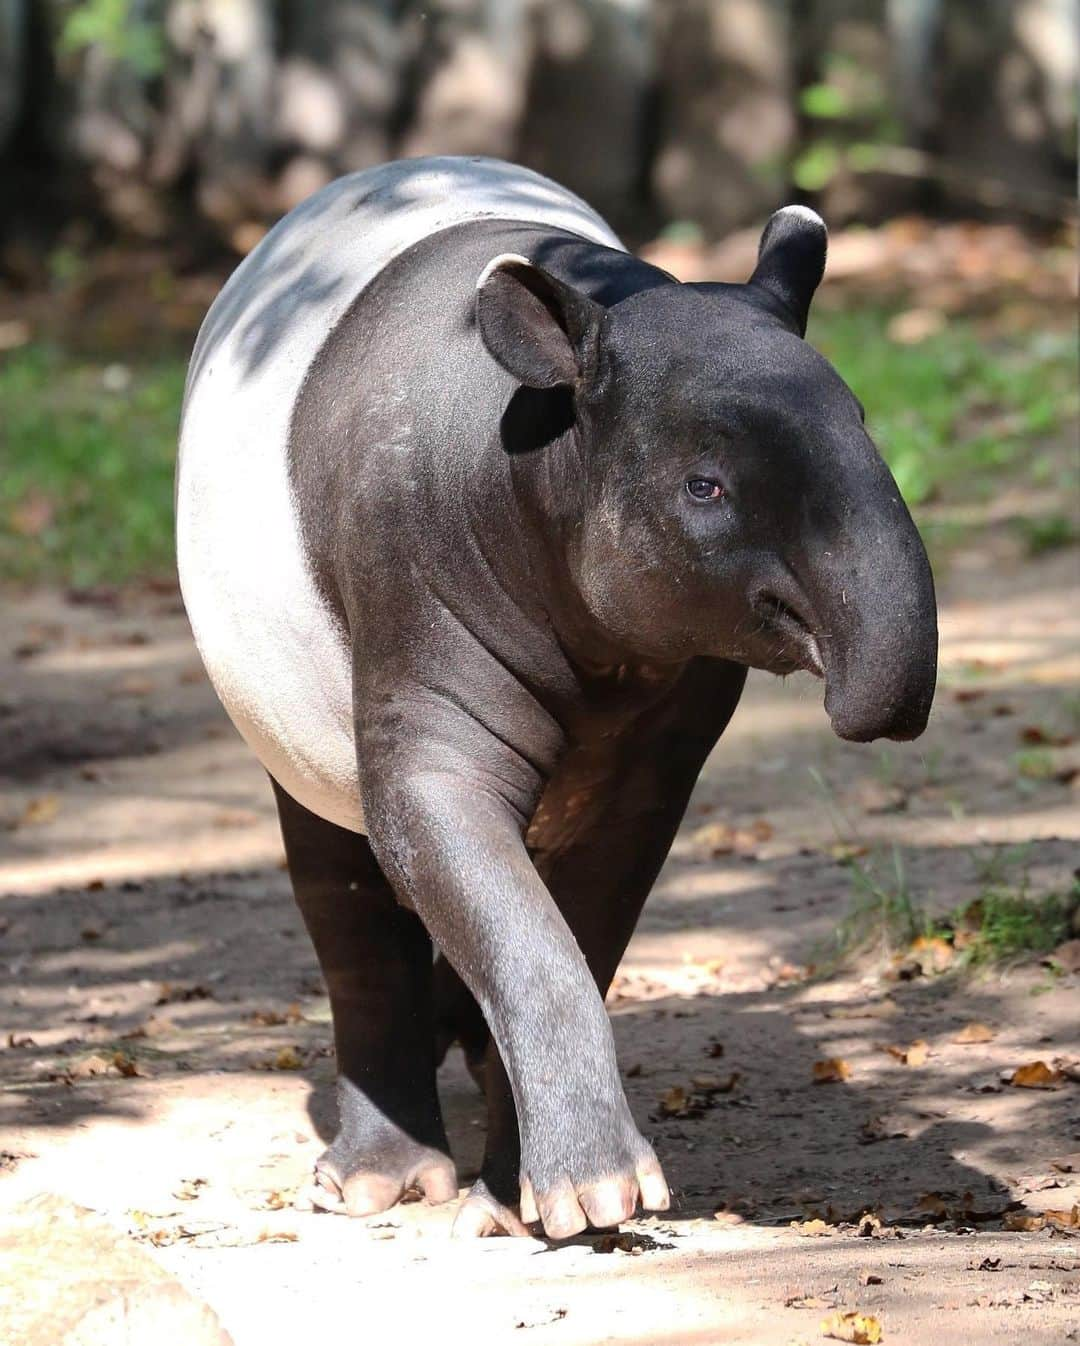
[[2, 522, 1079, 1344]]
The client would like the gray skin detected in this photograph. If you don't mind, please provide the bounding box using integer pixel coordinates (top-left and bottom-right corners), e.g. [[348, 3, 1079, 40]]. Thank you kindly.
[[279, 206, 938, 1239]]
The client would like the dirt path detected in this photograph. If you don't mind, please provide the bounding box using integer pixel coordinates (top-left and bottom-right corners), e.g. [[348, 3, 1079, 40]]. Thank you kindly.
[[2, 529, 1079, 1344]]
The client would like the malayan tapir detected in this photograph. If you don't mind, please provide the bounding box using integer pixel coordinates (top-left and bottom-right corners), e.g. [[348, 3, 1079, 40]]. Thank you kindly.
[[176, 156, 937, 1240]]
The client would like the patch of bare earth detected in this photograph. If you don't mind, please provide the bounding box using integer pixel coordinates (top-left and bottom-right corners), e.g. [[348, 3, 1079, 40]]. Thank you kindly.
[[2, 530, 1078, 1344]]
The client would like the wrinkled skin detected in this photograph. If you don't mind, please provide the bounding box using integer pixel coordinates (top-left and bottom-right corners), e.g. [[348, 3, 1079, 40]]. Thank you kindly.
[[269, 196, 937, 1238]]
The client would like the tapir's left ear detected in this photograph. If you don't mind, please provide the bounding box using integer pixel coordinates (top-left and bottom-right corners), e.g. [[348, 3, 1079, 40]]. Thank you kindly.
[[748, 206, 827, 337], [476, 254, 604, 389]]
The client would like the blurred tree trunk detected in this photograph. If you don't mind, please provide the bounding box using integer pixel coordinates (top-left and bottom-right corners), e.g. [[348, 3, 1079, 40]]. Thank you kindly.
[[651, 0, 795, 235], [933, 0, 1078, 209], [0, 0, 1075, 257], [0, 0, 27, 154]]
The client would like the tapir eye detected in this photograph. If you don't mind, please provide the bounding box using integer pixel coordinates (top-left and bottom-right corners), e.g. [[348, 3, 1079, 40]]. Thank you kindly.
[[686, 477, 725, 502]]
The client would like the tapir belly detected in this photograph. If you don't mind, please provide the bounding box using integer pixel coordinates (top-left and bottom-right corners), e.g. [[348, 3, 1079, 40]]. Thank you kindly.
[[175, 157, 622, 833]]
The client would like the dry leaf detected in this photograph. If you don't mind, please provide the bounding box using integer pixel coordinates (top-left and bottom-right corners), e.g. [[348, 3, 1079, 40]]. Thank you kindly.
[[859, 1271, 884, 1287], [111, 675, 155, 698], [884, 1039, 929, 1067], [1042, 1206, 1080, 1229], [19, 795, 60, 827], [825, 1000, 898, 1021], [813, 1058, 852, 1084], [952, 1022, 996, 1044], [1010, 1061, 1064, 1090], [68, 1050, 142, 1080], [156, 982, 213, 1005], [791, 1218, 833, 1237], [174, 1177, 208, 1201], [272, 1046, 304, 1071], [859, 1115, 909, 1144], [821, 1310, 884, 1344], [694, 821, 736, 855], [256, 1228, 298, 1243], [660, 1085, 689, 1115], [908, 935, 954, 972], [1048, 940, 1080, 974], [1004, 1211, 1047, 1232], [690, 1071, 740, 1094]]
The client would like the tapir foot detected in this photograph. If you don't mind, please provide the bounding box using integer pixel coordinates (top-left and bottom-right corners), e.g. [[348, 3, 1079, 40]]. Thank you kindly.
[[297, 1132, 458, 1217], [452, 1176, 533, 1238], [453, 1156, 671, 1240]]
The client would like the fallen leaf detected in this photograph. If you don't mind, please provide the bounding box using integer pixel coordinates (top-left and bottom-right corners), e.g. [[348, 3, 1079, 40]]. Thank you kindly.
[[1004, 1211, 1047, 1232], [859, 1270, 884, 1287], [1009, 1061, 1064, 1090], [952, 1022, 996, 1044], [825, 1000, 898, 1021], [256, 1228, 299, 1243], [917, 1193, 948, 1219], [791, 1218, 834, 1237], [693, 821, 737, 855], [19, 795, 60, 827], [1047, 940, 1080, 974], [820, 1309, 884, 1343], [156, 982, 213, 1005], [813, 1058, 853, 1084], [111, 675, 155, 698], [690, 1071, 740, 1094], [884, 1039, 929, 1067], [859, 1115, 909, 1144], [271, 1046, 304, 1071], [1042, 1206, 1080, 1229], [786, 1288, 839, 1309], [1049, 1153, 1080, 1173], [908, 935, 954, 973], [660, 1085, 689, 1115], [173, 1177, 208, 1201]]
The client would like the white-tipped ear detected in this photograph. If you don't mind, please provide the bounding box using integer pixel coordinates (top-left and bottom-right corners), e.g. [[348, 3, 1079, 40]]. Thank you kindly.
[[475, 254, 604, 389], [748, 205, 828, 336], [475, 252, 532, 291]]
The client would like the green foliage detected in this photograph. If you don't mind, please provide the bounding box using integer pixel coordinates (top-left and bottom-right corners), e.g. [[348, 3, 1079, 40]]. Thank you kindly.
[[58, 0, 165, 78], [808, 312, 1078, 507], [0, 309, 1074, 587], [822, 835, 1078, 971], [0, 344, 183, 586], [930, 882, 1079, 968]]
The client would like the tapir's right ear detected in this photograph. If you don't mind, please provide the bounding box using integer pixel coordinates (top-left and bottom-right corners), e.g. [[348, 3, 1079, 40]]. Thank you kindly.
[[475, 254, 604, 390]]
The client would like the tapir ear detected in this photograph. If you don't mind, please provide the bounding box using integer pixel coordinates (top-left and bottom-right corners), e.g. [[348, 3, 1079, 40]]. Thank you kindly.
[[748, 206, 827, 337], [476, 254, 604, 389]]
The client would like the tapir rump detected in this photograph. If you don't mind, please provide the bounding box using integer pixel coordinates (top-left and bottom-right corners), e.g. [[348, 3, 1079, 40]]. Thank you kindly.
[[176, 156, 937, 1240]]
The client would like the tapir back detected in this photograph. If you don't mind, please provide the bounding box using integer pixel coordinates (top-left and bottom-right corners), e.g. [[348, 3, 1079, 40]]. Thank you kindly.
[[176, 157, 622, 833]]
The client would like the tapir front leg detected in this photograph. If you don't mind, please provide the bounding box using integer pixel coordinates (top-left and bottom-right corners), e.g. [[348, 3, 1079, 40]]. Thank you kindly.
[[453, 658, 748, 1236], [357, 697, 670, 1241]]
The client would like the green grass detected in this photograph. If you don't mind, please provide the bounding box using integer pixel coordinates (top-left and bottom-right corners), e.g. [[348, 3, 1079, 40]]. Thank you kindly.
[[0, 305, 1076, 585], [0, 344, 185, 586], [819, 839, 1079, 972], [809, 311, 1078, 508]]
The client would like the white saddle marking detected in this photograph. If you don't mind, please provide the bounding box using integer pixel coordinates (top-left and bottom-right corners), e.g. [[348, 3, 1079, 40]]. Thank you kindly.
[[176, 157, 623, 833]]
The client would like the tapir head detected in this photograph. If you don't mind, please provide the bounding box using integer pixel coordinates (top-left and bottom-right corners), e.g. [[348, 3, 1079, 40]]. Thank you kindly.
[[476, 208, 938, 743]]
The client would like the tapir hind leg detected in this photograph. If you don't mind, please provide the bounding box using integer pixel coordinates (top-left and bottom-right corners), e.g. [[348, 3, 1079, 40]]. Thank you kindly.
[[271, 778, 457, 1215], [452, 658, 747, 1236]]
